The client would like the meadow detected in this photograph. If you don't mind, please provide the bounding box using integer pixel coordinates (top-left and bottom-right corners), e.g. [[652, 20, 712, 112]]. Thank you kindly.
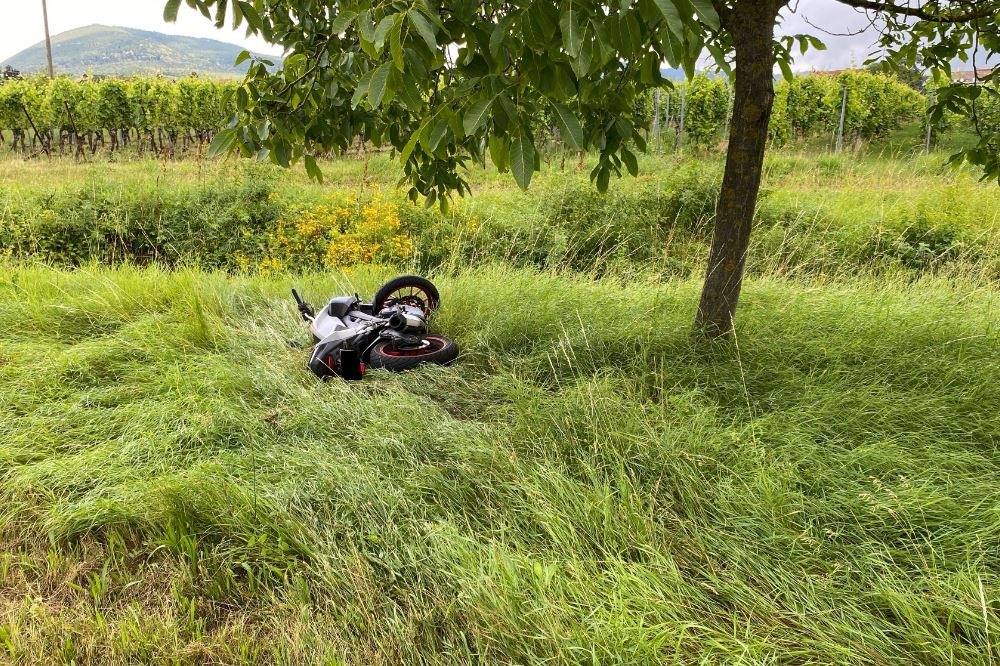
[[1, 132, 999, 663]]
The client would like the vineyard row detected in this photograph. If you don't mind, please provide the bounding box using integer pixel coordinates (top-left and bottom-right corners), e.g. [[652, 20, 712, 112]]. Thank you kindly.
[[0, 71, 988, 158]]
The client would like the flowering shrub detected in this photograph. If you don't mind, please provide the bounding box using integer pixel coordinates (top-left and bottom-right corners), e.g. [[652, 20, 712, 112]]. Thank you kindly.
[[263, 189, 415, 271]]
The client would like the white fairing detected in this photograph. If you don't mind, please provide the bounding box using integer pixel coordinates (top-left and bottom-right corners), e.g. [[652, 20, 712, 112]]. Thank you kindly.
[[310, 307, 348, 339]]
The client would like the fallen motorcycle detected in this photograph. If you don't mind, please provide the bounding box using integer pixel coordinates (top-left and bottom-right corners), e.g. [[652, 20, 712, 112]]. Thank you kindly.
[[292, 275, 459, 379]]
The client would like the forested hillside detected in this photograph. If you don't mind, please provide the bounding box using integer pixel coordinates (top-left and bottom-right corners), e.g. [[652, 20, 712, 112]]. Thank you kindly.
[[2, 24, 280, 78]]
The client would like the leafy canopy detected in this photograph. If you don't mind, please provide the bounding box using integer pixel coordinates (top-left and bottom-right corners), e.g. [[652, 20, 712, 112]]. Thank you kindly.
[[166, 0, 1000, 203], [167, 0, 736, 206]]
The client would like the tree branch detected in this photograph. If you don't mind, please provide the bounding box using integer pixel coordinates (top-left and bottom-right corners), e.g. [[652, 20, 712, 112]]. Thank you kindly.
[[833, 0, 997, 23]]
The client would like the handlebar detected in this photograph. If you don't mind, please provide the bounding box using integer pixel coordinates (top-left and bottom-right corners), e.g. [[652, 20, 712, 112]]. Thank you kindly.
[[291, 289, 315, 321]]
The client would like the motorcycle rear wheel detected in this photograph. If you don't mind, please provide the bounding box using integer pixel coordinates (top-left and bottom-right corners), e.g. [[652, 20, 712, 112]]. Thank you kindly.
[[367, 335, 459, 371]]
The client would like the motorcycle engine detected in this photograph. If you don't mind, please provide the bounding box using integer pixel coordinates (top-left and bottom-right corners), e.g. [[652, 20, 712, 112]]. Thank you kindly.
[[385, 304, 427, 333]]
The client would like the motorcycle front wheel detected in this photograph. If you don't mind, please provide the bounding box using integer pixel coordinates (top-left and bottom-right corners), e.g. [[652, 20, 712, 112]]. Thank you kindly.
[[372, 275, 441, 319], [367, 335, 459, 371]]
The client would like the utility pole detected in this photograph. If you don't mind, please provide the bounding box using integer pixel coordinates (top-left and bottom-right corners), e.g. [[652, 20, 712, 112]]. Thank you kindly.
[[41, 0, 55, 78]]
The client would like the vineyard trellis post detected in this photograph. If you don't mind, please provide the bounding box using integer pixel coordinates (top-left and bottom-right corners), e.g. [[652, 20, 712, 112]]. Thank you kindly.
[[675, 83, 687, 151], [652, 89, 661, 153], [924, 91, 935, 154], [835, 84, 848, 152], [663, 91, 671, 153]]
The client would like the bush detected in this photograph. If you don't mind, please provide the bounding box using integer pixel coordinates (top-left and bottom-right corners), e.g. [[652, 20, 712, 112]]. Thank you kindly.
[[0, 165, 282, 267], [2, 152, 995, 282], [260, 189, 416, 272], [871, 188, 976, 270]]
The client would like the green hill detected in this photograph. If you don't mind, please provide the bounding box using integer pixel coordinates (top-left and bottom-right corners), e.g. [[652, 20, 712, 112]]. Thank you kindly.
[[2, 24, 281, 78]]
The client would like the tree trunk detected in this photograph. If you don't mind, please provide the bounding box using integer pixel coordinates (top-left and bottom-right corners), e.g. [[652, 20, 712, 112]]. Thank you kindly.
[[694, 1, 781, 337]]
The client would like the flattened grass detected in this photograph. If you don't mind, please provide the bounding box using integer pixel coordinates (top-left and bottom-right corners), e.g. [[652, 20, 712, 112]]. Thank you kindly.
[[1, 263, 998, 663]]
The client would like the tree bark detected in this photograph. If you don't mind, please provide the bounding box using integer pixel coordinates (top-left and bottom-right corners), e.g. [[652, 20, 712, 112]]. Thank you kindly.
[[695, 1, 782, 337]]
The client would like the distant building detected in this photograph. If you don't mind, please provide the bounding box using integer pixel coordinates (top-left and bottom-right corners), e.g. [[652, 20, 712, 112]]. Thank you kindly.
[[952, 68, 995, 83]]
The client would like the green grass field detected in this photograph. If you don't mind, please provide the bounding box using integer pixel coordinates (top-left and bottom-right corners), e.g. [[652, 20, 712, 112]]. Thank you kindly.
[[1, 138, 999, 663]]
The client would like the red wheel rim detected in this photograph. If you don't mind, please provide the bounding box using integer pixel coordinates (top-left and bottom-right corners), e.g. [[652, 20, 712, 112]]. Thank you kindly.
[[376, 335, 447, 357], [376, 285, 436, 318]]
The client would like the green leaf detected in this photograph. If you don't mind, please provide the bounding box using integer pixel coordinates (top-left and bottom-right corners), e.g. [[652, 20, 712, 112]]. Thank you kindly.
[[368, 62, 393, 108], [689, 0, 720, 31], [273, 141, 290, 168], [163, 0, 182, 22], [596, 164, 610, 192], [490, 16, 515, 58], [806, 35, 827, 51], [463, 97, 494, 136], [284, 52, 307, 72], [621, 147, 638, 177], [231, 0, 243, 29], [214, 0, 229, 29], [621, 11, 642, 56], [358, 10, 376, 42], [489, 135, 509, 171], [238, 1, 263, 33], [409, 11, 438, 52], [652, 0, 684, 39], [330, 9, 358, 34], [390, 14, 405, 70], [428, 114, 450, 151], [681, 30, 704, 79], [351, 68, 375, 109], [778, 57, 793, 82], [234, 49, 251, 66], [374, 16, 394, 50], [254, 119, 270, 141], [447, 110, 465, 139], [510, 135, 536, 189], [659, 23, 683, 67], [550, 102, 585, 149], [400, 130, 421, 164], [570, 30, 594, 78], [706, 42, 731, 76], [207, 128, 236, 158], [560, 1, 583, 57], [304, 155, 323, 182]]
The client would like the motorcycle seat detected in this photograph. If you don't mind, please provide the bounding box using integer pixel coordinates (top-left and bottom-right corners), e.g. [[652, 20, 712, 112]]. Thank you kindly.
[[327, 296, 359, 318]]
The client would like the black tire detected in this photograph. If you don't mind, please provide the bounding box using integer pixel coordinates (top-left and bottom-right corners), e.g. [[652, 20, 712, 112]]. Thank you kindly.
[[372, 275, 441, 318], [367, 335, 459, 372]]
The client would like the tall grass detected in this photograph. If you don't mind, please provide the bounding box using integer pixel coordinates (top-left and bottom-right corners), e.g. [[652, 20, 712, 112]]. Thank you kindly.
[[1, 262, 998, 663], [2, 149, 999, 279]]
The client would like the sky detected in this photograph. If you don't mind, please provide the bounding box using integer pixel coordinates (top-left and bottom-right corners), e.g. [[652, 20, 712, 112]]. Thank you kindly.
[[0, 0, 977, 72], [0, 0, 281, 62]]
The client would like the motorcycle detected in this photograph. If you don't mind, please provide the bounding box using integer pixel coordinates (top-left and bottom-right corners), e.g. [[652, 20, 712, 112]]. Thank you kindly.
[[292, 275, 459, 379]]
